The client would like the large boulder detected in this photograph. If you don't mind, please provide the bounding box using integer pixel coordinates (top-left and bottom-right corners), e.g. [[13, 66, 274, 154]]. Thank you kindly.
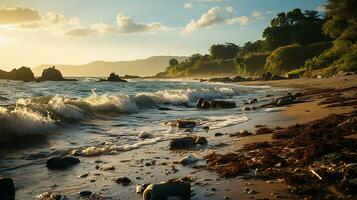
[[197, 98, 236, 109], [0, 67, 34, 81], [46, 156, 80, 170], [0, 178, 15, 200], [38, 66, 76, 81]]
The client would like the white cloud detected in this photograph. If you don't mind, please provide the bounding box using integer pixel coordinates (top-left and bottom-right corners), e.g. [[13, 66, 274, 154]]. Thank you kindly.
[[183, 3, 194, 9], [252, 11, 264, 20], [65, 13, 168, 37], [183, 6, 258, 33], [225, 6, 235, 14], [46, 11, 80, 25], [116, 13, 168, 33], [0, 6, 41, 25], [183, 7, 224, 33], [226, 16, 250, 25]]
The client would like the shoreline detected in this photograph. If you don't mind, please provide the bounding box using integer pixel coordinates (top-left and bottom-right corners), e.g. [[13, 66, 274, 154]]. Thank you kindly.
[[1, 76, 356, 199]]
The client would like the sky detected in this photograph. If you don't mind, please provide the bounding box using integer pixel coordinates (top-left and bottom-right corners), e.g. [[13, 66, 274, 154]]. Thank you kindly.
[[0, 0, 327, 70]]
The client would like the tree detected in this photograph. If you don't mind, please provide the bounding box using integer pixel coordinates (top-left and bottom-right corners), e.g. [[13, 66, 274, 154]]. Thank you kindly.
[[169, 58, 179, 67], [209, 43, 240, 60], [263, 8, 330, 50]]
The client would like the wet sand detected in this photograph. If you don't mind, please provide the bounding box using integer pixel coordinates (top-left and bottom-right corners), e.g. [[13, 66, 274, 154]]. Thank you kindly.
[[6, 76, 357, 200]]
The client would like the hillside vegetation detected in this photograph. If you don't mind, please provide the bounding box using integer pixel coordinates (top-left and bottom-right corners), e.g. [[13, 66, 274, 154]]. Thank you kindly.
[[157, 0, 356, 78]]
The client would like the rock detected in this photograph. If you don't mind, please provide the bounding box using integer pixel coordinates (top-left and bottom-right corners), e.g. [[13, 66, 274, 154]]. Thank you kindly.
[[46, 156, 80, 170], [214, 132, 224, 137], [247, 98, 258, 104], [115, 177, 131, 186], [37, 66, 76, 81], [138, 131, 152, 139], [136, 185, 145, 193], [173, 120, 196, 128], [195, 136, 208, 145], [0, 67, 34, 81], [107, 73, 127, 82], [276, 97, 294, 106], [168, 137, 196, 150], [287, 74, 300, 79], [122, 74, 141, 79], [143, 182, 191, 200], [0, 178, 15, 200], [179, 154, 199, 166], [197, 99, 236, 109], [168, 136, 208, 150], [79, 191, 92, 197], [35, 191, 64, 200], [242, 106, 255, 111]]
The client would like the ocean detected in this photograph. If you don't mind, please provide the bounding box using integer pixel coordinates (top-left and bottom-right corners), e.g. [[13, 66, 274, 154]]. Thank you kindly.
[[0, 78, 285, 199]]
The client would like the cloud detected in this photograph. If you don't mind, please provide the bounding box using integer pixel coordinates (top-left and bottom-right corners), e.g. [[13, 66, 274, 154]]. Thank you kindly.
[[183, 7, 224, 33], [64, 28, 96, 37], [226, 16, 250, 25], [0, 6, 41, 25], [116, 13, 167, 33], [183, 3, 194, 9], [46, 11, 80, 25], [183, 6, 258, 33], [252, 11, 265, 20], [65, 13, 168, 37]]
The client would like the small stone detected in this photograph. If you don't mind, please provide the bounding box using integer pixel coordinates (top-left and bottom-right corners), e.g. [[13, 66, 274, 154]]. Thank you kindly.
[[115, 177, 131, 186], [214, 132, 224, 137]]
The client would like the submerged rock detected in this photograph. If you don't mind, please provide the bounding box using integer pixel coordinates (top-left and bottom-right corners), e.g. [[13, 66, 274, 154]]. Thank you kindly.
[[99, 73, 127, 82], [0, 178, 15, 200], [46, 156, 80, 170], [143, 182, 191, 200]]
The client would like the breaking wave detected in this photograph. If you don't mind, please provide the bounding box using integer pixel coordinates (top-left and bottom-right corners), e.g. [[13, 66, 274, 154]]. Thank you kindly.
[[0, 87, 239, 136]]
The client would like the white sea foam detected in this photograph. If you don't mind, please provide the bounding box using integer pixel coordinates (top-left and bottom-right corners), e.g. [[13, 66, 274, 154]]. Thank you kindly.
[[135, 87, 239, 105], [202, 115, 249, 129], [70, 90, 139, 114], [0, 106, 56, 136], [72, 137, 162, 156]]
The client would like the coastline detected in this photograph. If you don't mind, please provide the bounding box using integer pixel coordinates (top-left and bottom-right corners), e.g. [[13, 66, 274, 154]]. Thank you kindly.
[[2, 75, 356, 200]]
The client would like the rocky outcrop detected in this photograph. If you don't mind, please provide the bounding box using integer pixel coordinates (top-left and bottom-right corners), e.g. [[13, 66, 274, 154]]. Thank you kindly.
[[0, 178, 15, 200], [0, 67, 34, 81], [122, 74, 141, 79], [197, 98, 236, 109], [37, 66, 76, 81], [99, 73, 127, 82]]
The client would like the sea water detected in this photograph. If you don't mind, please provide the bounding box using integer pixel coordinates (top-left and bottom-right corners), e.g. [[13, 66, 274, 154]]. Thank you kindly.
[[0, 78, 281, 198]]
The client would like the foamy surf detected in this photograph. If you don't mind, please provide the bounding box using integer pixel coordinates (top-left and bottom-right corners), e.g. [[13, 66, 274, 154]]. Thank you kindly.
[[71, 137, 162, 156], [0, 85, 243, 137]]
